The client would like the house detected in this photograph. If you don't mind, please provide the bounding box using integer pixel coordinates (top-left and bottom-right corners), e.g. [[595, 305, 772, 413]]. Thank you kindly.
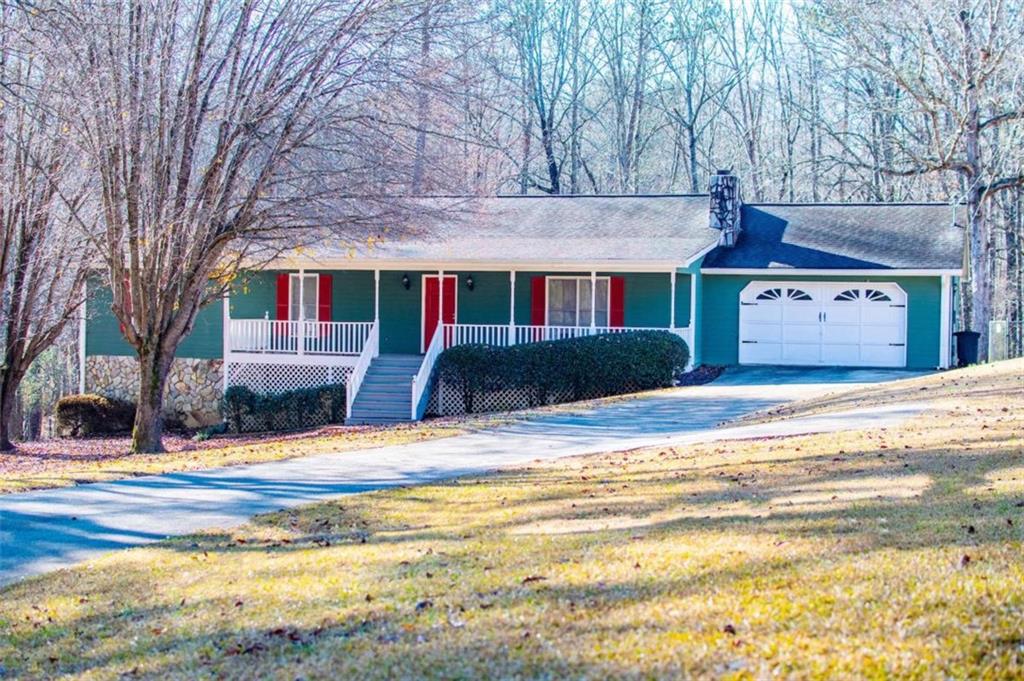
[[79, 172, 964, 426]]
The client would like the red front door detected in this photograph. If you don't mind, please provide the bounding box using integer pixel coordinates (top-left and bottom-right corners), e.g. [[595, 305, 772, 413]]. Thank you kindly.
[[423, 275, 457, 350]]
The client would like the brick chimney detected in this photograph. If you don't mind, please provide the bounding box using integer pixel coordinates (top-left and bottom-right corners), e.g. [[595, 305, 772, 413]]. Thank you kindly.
[[709, 170, 741, 247]]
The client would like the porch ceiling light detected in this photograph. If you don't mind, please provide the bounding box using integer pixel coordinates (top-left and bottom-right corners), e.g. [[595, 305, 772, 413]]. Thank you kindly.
[[401, 273, 411, 290], [465, 274, 475, 291]]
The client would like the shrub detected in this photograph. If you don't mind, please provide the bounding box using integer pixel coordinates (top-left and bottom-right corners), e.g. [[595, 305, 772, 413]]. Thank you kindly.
[[192, 422, 228, 442], [55, 394, 136, 437], [223, 383, 347, 433], [435, 330, 689, 414]]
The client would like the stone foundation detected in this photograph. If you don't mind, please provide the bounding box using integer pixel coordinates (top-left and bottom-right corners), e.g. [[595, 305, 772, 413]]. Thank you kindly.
[[85, 355, 223, 428]]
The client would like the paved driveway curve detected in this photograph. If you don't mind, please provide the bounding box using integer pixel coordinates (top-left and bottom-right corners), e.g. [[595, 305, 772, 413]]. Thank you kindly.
[[0, 367, 927, 585]]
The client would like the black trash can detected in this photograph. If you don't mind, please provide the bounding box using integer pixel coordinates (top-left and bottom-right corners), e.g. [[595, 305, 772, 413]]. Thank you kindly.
[[954, 330, 980, 366]]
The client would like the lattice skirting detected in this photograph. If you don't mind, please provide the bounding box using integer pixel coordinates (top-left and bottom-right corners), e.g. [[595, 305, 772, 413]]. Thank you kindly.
[[226, 362, 353, 396], [226, 363, 353, 431], [427, 381, 636, 417]]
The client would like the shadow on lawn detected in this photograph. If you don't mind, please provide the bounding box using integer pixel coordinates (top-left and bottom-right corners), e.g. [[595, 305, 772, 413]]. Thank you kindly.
[[3, 426, 1022, 679], [183, 433, 1024, 561]]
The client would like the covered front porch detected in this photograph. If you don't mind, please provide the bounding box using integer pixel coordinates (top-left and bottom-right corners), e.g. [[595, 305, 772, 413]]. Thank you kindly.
[[223, 266, 697, 421]]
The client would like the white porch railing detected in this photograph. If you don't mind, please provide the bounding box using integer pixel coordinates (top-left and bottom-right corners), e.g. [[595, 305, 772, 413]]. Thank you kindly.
[[411, 324, 445, 420], [445, 323, 691, 349], [346, 322, 379, 419], [228, 319, 373, 356]]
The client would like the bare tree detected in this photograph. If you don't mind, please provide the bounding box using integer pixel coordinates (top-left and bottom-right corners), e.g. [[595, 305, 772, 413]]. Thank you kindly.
[[45, 0, 423, 452], [817, 0, 1024, 346], [653, 0, 734, 192], [0, 6, 92, 451], [594, 0, 656, 193]]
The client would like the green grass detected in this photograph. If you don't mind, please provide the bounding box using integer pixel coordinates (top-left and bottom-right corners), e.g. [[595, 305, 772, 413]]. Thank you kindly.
[[1, 360, 1023, 679]]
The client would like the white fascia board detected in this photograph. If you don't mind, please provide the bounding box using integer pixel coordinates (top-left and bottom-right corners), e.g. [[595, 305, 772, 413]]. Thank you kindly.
[[681, 241, 719, 268], [270, 257, 691, 273], [700, 267, 963, 277]]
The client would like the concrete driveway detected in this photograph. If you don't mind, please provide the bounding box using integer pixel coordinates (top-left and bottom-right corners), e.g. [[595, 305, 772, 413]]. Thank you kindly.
[[0, 367, 927, 585]]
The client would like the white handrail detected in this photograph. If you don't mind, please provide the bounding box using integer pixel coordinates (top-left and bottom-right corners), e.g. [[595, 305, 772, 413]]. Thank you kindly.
[[410, 323, 444, 420], [346, 322, 379, 420]]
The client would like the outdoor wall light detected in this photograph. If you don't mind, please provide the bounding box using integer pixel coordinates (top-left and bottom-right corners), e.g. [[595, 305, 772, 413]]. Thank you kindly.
[[401, 273, 411, 290], [465, 274, 475, 291]]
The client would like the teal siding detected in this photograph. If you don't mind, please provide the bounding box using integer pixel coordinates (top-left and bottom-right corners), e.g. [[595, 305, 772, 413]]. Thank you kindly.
[[457, 271, 510, 324], [333, 271, 374, 322], [621, 273, 669, 327], [87, 268, 701, 360], [229, 271, 276, 319], [85, 279, 223, 359], [379, 270, 426, 353], [700, 274, 942, 369], [674, 273, 692, 329]]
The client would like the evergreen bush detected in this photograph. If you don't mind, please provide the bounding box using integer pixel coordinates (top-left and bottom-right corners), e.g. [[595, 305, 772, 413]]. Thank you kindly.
[[435, 331, 689, 414], [55, 394, 137, 437], [222, 383, 346, 433]]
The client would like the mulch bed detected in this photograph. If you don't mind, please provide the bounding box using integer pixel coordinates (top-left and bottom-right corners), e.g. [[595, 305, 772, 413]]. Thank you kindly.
[[676, 364, 725, 386]]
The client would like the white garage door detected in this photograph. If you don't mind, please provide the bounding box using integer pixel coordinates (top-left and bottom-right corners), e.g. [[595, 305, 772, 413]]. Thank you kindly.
[[739, 282, 907, 367]]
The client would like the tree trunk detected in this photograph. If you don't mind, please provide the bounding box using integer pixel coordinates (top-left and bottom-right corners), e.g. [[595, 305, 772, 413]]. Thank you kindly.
[[411, 6, 431, 194], [967, 185, 992, 356], [0, 369, 21, 452], [131, 349, 173, 453]]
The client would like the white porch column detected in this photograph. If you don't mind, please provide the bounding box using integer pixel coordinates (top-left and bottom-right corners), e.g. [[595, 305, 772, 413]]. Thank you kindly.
[[669, 270, 676, 329], [509, 270, 516, 346], [78, 295, 87, 394], [297, 268, 305, 355], [590, 270, 597, 330], [940, 274, 952, 368], [438, 269, 445, 335], [374, 269, 380, 323], [222, 295, 230, 395], [689, 272, 698, 365]]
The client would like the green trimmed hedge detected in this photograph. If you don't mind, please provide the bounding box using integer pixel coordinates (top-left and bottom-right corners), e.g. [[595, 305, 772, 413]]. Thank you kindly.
[[55, 394, 136, 437], [223, 383, 346, 433], [435, 331, 689, 414]]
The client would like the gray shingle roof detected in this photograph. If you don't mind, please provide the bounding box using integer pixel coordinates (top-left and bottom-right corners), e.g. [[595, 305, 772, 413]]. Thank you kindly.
[[313, 195, 719, 265], [702, 203, 965, 270]]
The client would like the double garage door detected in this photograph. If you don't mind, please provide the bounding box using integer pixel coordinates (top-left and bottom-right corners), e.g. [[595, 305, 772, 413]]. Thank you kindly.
[[739, 281, 907, 368]]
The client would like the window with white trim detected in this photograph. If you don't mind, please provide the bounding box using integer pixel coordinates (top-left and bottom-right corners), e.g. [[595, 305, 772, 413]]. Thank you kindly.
[[547, 277, 609, 326], [289, 274, 318, 321]]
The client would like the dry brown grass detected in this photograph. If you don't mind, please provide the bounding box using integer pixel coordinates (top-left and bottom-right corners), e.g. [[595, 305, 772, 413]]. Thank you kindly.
[[1, 360, 1022, 679]]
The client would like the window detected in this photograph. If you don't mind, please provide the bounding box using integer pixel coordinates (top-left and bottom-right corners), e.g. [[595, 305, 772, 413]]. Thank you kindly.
[[547, 277, 609, 326], [864, 288, 891, 302], [756, 288, 783, 301], [835, 289, 860, 301], [787, 288, 813, 301], [289, 273, 318, 321]]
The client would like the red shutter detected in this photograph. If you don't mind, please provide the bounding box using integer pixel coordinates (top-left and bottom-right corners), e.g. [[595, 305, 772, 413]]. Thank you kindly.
[[609, 276, 625, 327], [275, 273, 290, 320], [530, 276, 546, 325], [317, 274, 332, 322]]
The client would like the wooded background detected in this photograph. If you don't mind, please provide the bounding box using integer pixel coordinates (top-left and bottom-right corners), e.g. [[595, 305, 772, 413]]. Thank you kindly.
[[2, 0, 1021, 447]]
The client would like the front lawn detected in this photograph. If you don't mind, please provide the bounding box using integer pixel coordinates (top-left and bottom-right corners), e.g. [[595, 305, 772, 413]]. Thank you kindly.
[[1, 360, 1022, 679]]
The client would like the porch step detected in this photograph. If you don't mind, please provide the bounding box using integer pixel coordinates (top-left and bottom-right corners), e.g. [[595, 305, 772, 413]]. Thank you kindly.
[[346, 353, 424, 425]]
